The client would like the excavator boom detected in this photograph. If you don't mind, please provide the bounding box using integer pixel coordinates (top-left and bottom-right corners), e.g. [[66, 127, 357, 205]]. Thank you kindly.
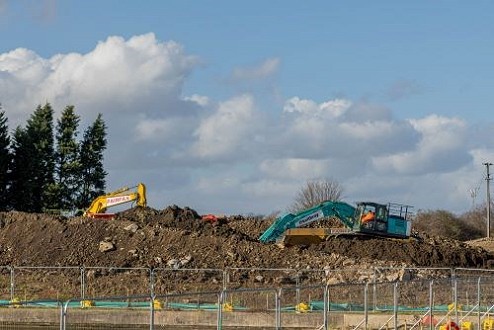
[[84, 183, 147, 219], [259, 201, 356, 243]]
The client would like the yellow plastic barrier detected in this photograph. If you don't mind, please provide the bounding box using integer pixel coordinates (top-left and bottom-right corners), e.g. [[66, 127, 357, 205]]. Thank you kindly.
[[222, 302, 234, 312], [461, 321, 474, 330], [80, 300, 94, 308], [295, 302, 310, 313], [153, 299, 163, 309], [10, 297, 20, 308], [448, 303, 463, 311], [483, 319, 494, 330]]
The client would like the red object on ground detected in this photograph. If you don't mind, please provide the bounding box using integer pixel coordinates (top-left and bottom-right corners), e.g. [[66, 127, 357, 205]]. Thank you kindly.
[[87, 213, 116, 220], [202, 214, 219, 223], [421, 315, 438, 326]]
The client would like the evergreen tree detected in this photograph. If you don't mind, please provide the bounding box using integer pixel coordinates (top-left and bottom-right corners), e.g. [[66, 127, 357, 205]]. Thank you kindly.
[[0, 108, 11, 210], [78, 114, 107, 208], [9, 104, 55, 212], [46, 105, 81, 211], [10, 127, 36, 211]]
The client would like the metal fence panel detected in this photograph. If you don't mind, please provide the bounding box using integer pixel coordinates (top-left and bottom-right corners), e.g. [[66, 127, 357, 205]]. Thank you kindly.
[[83, 267, 150, 298], [280, 285, 327, 329], [0, 299, 62, 329], [12, 266, 81, 301], [0, 267, 11, 302], [220, 287, 278, 329], [152, 268, 224, 295], [224, 267, 298, 290], [63, 295, 151, 330]]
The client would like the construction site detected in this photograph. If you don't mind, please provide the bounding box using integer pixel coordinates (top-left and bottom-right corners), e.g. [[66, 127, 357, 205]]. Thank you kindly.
[[0, 183, 494, 329]]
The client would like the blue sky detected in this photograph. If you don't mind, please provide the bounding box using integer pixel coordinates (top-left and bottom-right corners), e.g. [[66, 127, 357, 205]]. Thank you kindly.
[[1, 0, 494, 215]]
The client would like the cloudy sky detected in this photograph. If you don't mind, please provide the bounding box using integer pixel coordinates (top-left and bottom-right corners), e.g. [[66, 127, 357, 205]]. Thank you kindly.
[[1, 1, 494, 215]]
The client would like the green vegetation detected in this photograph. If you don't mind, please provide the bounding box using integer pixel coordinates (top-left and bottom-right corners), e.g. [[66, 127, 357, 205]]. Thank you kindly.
[[0, 107, 11, 211], [0, 103, 107, 213]]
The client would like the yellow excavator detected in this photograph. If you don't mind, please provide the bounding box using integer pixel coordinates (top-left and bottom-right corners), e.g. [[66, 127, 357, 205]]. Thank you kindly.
[[83, 183, 147, 219]]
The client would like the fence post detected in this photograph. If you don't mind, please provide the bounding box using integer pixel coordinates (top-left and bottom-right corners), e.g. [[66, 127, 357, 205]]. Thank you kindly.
[[9, 266, 14, 302], [429, 280, 434, 330], [59, 302, 64, 330], [222, 269, 228, 290], [149, 294, 155, 330], [222, 269, 228, 305], [373, 267, 378, 310], [454, 277, 458, 324], [80, 266, 85, 300], [61, 300, 70, 330], [364, 282, 369, 330], [477, 277, 481, 329], [218, 290, 224, 330], [393, 282, 398, 329], [296, 272, 300, 306], [323, 284, 329, 330], [149, 268, 155, 297], [276, 288, 281, 330]]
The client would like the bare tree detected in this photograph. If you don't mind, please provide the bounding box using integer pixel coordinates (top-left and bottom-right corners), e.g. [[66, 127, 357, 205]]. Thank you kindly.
[[290, 178, 343, 212], [414, 208, 484, 241]]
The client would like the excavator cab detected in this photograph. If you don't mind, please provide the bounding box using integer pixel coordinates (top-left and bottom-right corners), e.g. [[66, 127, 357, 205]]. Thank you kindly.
[[355, 202, 412, 238]]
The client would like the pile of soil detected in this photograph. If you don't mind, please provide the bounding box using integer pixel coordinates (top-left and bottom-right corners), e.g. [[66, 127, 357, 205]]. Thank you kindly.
[[0, 205, 493, 272]]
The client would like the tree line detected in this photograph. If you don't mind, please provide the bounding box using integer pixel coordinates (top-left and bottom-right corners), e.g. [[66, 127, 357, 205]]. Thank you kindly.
[[0, 103, 107, 213]]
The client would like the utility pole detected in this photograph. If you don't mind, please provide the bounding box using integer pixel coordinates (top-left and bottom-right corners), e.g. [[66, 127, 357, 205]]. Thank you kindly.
[[484, 162, 493, 238]]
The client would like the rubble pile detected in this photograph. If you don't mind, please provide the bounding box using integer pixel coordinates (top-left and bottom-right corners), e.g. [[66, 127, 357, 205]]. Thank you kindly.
[[0, 205, 492, 288]]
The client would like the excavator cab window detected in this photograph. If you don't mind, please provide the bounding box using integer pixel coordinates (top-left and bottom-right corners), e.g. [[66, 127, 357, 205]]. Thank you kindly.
[[360, 204, 376, 226], [357, 202, 389, 232], [375, 205, 387, 222]]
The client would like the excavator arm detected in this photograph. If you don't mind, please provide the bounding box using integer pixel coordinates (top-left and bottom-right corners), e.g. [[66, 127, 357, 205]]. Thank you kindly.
[[84, 183, 147, 218], [259, 201, 356, 243]]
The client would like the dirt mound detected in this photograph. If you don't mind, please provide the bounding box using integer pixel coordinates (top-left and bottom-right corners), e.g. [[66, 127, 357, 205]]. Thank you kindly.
[[465, 237, 494, 254], [0, 206, 493, 273], [310, 233, 489, 268]]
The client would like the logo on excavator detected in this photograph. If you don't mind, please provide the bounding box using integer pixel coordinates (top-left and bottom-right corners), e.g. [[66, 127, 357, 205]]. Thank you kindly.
[[107, 195, 132, 206], [295, 210, 324, 227]]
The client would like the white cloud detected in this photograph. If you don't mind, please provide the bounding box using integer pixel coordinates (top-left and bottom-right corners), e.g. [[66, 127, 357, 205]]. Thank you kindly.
[[1, 33, 199, 127], [1, 34, 492, 215], [184, 94, 210, 107], [283, 97, 351, 119], [259, 158, 332, 180], [135, 116, 196, 142], [275, 98, 419, 160], [190, 94, 263, 160], [372, 115, 471, 175]]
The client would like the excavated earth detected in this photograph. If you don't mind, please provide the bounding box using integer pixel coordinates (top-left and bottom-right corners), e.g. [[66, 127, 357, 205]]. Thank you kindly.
[[0, 205, 493, 295]]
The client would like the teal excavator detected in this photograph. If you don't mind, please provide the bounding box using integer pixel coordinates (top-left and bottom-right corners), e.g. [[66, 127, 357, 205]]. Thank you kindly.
[[259, 201, 412, 245]]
